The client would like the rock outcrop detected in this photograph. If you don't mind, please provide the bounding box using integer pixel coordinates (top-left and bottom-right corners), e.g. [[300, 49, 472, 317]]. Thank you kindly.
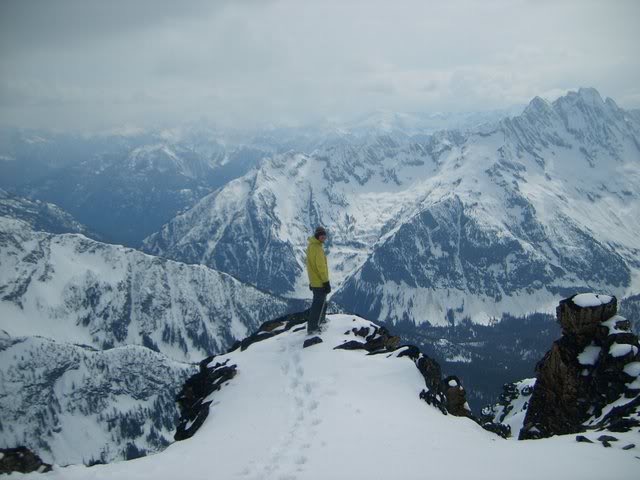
[[442, 376, 473, 418], [519, 294, 640, 439], [480, 378, 536, 438], [0, 447, 52, 475]]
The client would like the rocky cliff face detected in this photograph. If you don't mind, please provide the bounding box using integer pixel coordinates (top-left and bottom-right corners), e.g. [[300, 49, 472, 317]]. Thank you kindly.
[[519, 294, 640, 440], [482, 294, 640, 447]]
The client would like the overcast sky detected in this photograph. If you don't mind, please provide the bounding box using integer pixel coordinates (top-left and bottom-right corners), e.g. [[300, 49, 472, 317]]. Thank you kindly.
[[0, 0, 638, 132]]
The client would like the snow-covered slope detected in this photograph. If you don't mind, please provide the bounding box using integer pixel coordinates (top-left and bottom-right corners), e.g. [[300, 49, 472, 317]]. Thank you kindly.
[[144, 88, 640, 326], [0, 189, 92, 237], [0, 217, 294, 362], [26, 314, 638, 479], [0, 333, 195, 466]]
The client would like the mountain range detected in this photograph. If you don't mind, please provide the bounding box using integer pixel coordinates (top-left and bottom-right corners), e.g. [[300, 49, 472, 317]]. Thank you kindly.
[[2, 87, 640, 472], [144, 88, 640, 327]]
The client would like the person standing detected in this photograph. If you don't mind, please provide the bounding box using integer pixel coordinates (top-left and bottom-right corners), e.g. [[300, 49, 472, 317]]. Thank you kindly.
[[306, 226, 331, 334]]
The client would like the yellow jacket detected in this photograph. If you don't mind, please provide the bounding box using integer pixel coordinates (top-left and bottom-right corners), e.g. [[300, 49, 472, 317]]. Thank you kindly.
[[306, 236, 329, 287]]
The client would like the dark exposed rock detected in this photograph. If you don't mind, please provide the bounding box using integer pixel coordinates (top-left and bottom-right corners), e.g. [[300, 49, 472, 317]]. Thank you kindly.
[[352, 327, 370, 338], [601, 440, 612, 448], [175, 359, 237, 441], [576, 435, 594, 443], [419, 389, 448, 415], [334, 340, 368, 351], [597, 435, 618, 442], [481, 421, 511, 439], [333, 324, 401, 354], [0, 447, 52, 475], [443, 376, 473, 418], [519, 294, 640, 440], [622, 444, 636, 450], [303, 337, 323, 348], [556, 294, 617, 340], [397, 346, 443, 396], [230, 311, 309, 352]]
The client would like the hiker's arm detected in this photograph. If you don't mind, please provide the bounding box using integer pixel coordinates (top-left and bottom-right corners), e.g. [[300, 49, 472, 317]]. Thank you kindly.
[[315, 248, 329, 283]]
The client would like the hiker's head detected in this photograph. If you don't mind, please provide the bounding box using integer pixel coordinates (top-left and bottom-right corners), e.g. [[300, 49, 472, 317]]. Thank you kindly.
[[314, 226, 327, 242]]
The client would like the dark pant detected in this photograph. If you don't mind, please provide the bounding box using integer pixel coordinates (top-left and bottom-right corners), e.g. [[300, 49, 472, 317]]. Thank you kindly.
[[307, 287, 327, 334]]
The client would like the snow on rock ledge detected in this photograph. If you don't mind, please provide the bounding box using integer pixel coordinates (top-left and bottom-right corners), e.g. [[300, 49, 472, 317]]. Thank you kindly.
[[572, 293, 613, 308]]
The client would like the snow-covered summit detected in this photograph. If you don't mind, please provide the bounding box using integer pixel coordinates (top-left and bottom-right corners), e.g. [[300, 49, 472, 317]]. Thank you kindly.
[[26, 314, 639, 479]]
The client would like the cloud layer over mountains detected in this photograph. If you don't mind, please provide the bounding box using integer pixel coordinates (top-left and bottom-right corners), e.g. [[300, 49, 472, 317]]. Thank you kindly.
[[1, 0, 639, 130]]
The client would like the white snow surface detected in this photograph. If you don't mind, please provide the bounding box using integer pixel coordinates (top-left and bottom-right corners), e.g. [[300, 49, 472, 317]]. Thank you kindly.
[[602, 315, 628, 335], [19, 315, 638, 480], [609, 343, 638, 358], [572, 293, 613, 308], [624, 362, 640, 377], [578, 344, 602, 366]]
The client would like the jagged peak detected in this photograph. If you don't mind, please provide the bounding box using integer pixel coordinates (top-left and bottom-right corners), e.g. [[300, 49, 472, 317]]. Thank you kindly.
[[553, 87, 606, 110], [604, 96, 620, 110], [577, 87, 604, 104], [523, 96, 553, 116]]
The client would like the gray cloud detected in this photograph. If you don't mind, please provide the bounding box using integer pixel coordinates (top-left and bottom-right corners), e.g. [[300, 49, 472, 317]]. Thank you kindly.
[[0, 0, 639, 131]]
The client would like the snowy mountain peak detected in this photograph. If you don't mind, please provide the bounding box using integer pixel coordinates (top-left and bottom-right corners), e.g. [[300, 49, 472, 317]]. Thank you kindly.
[[523, 95, 552, 116], [576, 86, 606, 106], [553, 86, 614, 117]]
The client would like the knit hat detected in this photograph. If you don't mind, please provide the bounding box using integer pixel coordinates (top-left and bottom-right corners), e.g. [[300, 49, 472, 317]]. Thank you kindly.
[[314, 226, 327, 238]]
